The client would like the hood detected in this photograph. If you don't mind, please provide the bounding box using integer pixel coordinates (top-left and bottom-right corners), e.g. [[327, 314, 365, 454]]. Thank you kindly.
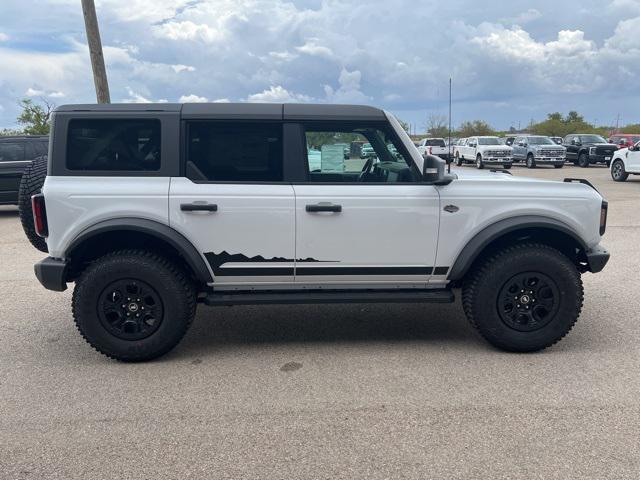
[[588, 142, 617, 148], [478, 144, 511, 150]]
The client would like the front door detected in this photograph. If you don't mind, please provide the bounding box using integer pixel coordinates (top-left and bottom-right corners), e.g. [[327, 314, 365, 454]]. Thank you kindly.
[[627, 142, 640, 173], [169, 121, 295, 286], [292, 121, 440, 287]]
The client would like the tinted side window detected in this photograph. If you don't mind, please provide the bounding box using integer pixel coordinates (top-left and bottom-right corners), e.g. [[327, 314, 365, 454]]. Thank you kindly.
[[425, 139, 445, 147], [186, 122, 283, 182], [0, 142, 25, 162], [67, 119, 161, 171], [304, 123, 418, 183]]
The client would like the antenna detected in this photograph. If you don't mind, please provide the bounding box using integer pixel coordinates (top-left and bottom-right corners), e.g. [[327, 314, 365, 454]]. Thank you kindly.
[[448, 77, 452, 174]]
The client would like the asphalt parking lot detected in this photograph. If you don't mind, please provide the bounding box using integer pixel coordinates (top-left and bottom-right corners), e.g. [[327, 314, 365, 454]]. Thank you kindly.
[[1, 164, 639, 479]]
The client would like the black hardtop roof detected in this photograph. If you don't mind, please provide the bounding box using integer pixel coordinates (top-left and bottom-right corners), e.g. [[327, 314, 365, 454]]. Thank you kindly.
[[55, 103, 386, 121]]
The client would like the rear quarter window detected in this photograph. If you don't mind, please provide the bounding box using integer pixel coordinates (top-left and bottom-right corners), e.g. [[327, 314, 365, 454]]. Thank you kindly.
[[66, 119, 161, 171]]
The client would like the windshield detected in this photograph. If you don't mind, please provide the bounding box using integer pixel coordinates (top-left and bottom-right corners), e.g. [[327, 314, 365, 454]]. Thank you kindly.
[[478, 137, 501, 145], [385, 111, 424, 172], [581, 135, 607, 143], [528, 136, 554, 145]]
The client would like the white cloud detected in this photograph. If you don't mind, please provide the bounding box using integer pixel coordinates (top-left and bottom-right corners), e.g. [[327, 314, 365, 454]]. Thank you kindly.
[[296, 39, 334, 58], [124, 87, 168, 103], [179, 94, 208, 103], [25, 87, 45, 97], [171, 64, 195, 73], [0, 33, 9, 42], [247, 85, 312, 103], [506, 8, 542, 24], [324, 68, 370, 103], [213, 98, 231, 103]]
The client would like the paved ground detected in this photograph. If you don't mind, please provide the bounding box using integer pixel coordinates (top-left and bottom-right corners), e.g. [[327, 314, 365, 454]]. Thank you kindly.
[[1, 164, 639, 479]]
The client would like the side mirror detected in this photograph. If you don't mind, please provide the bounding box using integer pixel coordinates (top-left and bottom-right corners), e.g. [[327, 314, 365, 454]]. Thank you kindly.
[[423, 154, 445, 183]]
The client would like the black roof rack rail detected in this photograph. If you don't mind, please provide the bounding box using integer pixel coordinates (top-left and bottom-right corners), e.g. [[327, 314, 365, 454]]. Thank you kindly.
[[563, 177, 599, 192]]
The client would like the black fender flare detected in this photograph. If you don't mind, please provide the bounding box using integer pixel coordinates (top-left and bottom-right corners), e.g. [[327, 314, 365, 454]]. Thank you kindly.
[[66, 218, 213, 283], [447, 215, 587, 281]]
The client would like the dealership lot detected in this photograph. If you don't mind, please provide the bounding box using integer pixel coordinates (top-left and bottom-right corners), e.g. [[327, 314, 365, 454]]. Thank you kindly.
[[1, 165, 639, 478]]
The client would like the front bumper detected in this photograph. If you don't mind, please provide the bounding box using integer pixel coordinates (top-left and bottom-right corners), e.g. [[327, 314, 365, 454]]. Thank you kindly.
[[588, 154, 613, 164], [534, 156, 565, 164], [585, 244, 610, 273], [484, 157, 512, 164], [34, 257, 68, 291]]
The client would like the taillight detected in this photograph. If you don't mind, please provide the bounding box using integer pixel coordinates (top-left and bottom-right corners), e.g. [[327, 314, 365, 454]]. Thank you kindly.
[[600, 200, 608, 236], [32, 193, 48, 238]]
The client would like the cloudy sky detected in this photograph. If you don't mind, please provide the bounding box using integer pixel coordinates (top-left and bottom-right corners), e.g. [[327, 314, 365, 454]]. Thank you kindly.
[[0, 0, 639, 131]]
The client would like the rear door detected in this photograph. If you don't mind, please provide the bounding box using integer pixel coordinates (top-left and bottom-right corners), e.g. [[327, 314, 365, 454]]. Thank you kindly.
[[169, 119, 296, 286], [512, 137, 524, 160], [291, 120, 440, 287]]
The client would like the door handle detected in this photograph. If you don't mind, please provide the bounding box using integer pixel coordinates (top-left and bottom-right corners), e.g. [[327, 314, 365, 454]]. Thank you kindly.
[[180, 203, 218, 212], [306, 203, 342, 213]]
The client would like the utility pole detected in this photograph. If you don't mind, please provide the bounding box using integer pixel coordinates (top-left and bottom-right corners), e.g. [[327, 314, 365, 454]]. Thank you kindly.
[[447, 77, 452, 173], [81, 0, 110, 103]]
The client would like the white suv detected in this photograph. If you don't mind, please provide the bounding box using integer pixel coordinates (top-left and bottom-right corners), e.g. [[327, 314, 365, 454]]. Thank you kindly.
[[454, 136, 513, 169], [31, 103, 609, 361]]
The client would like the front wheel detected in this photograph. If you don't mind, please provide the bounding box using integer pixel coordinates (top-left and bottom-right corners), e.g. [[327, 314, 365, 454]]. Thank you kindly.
[[526, 154, 536, 169], [611, 159, 629, 182], [72, 250, 197, 361], [503, 163, 512, 169], [476, 154, 484, 169], [554, 164, 564, 169], [455, 153, 463, 166], [578, 152, 590, 168], [462, 243, 583, 352]]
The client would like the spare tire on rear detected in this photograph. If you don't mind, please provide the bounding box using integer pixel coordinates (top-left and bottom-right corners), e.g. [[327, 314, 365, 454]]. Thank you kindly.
[[18, 155, 48, 253]]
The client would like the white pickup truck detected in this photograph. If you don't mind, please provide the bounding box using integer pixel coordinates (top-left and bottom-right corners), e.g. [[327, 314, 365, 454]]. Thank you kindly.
[[30, 103, 609, 361], [454, 136, 513, 169], [417, 138, 450, 159]]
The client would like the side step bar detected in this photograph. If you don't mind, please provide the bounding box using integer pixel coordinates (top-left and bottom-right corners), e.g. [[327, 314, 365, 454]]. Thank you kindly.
[[204, 289, 455, 306]]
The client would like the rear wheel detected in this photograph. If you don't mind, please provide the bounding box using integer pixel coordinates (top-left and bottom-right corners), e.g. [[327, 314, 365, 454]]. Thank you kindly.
[[578, 152, 590, 168], [73, 250, 197, 362], [462, 243, 583, 352], [611, 159, 629, 182], [18, 155, 48, 252], [455, 152, 463, 166], [476, 154, 484, 169], [526, 154, 536, 169]]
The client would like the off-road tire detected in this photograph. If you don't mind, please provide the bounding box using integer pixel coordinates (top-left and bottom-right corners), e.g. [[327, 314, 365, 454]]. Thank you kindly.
[[476, 154, 484, 169], [611, 159, 628, 182], [578, 152, 590, 168], [554, 164, 564, 169], [462, 243, 583, 352], [72, 250, 197, 362], [503, 163, 512, 169], [526, 154, 536, 169], [18, 155, 48, 252]]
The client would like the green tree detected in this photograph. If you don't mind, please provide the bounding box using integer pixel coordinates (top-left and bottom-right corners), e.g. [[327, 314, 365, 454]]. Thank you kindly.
[[16, 98, 54, 135], [457, 120, 495, 137], [425, 114, 449, 138]]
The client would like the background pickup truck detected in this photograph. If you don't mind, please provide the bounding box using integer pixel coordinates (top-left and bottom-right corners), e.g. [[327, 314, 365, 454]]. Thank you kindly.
[[417, 138, 449, 159], [454, 136, 513, 169], [564, 134, 617, 168]]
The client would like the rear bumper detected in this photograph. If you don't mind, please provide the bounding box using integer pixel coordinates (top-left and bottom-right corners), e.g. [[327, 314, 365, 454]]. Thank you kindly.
[[585, 244, 610, 273], [34, 257, 68, 291]]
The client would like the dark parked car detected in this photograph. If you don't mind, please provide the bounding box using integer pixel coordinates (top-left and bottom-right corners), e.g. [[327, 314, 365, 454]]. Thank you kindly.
[[0, 135, 48, 204], [563, 134, 617, 168]]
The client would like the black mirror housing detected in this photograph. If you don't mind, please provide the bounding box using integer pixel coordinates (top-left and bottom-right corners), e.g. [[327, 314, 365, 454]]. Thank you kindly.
[[423, 154, 445, 183]]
